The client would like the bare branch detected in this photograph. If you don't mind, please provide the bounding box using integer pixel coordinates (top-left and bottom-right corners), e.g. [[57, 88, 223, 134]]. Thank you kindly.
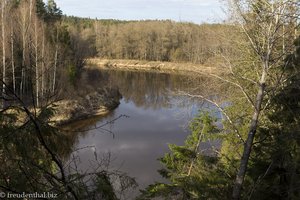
[[178, 91, 245, 144]]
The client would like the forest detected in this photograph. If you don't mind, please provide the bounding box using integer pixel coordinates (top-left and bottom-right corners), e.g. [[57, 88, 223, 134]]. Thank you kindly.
[[0, 0, 95, 107], [63, 16, 238, 65], [0, 0, 300, 200]]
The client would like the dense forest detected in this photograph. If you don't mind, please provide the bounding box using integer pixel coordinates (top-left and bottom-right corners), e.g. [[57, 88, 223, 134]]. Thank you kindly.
[[0, 0, 95, 108], [65, 17, 234, 64], [63, 17, 237, 64], [0, 0, 300, 200]]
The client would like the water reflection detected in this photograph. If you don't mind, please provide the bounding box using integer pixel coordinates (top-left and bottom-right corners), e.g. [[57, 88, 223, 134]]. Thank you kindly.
[[83, 68, 214, 110], [68, 68, 221, 196]]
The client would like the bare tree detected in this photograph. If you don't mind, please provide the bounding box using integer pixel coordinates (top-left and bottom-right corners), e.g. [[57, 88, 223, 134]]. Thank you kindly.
[[225, 1, 299, 199], [1, 0, 6, 107], [19, 0, 30, 96], [34, 13, 40, 107], [41, 23, 45, 99], [10, 18, 15, 93], [52, 29, 58, 94]]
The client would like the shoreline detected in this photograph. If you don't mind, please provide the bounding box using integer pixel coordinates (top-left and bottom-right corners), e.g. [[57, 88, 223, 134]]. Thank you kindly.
[[4, 88, 121, 127], [24, 59, 224, 126], [51, 87, 122, 126], [8, 58, 223, 127], [86, 58, 224, 75]]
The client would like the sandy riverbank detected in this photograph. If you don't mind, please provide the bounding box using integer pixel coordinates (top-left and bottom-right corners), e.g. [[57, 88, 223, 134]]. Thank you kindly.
[[50, 87, 122, 125], [86, 58, 225, 75]]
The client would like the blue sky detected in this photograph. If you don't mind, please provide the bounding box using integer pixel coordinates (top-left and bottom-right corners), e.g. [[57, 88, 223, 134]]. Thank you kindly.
[[54, 0, 226, 24]]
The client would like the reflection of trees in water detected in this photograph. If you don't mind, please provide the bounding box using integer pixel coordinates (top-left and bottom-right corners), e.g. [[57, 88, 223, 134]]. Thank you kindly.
[[57, 68, 227, 198], [85, 68, 221, 110], [0, 107, 136, 199]]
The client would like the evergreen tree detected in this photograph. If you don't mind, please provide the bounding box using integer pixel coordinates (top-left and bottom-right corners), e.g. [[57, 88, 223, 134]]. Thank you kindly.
[[46, 0, 62, 22], [139, 112, 233, 199]]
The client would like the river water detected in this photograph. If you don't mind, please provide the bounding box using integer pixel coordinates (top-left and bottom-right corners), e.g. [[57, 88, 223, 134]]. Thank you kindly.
[[66, 68, 221, 197]]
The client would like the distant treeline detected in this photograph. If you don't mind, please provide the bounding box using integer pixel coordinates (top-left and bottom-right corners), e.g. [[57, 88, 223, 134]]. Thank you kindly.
[[63, 17, 238, 64]]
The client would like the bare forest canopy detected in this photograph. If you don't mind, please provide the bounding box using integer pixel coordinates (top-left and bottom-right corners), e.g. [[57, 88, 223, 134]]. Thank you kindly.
[[63, 16, 238, 65]]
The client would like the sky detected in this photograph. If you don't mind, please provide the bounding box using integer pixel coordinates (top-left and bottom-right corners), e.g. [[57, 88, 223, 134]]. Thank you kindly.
[[53, 0, 226, 24]]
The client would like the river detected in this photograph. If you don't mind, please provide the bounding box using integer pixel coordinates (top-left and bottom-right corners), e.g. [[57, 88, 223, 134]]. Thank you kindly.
[[65, 68, 221, 197]]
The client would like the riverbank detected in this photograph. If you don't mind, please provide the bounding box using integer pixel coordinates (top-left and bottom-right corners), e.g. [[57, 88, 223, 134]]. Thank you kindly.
[[86, 58, 225, 75], [2, 87, 122, 127], [50, 87, 122, 126]]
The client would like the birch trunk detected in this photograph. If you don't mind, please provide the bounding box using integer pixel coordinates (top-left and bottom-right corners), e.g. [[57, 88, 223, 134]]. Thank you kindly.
[[21, 34, 25, 95], [52, 30, 58, 94], [232, 68, 267, 200], [41, 24, 45, 98], [35, 19, 39, 107], [2, 0, 6, 108], [11, 24, 15, 93], [20, 3, 28, 96]]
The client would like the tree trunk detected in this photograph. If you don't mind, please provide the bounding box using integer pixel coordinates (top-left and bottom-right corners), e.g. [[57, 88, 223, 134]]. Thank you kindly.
[[2, 0, 6, 108], [232, 69, 267, 200], [11, 24, 15, 93], [52, 44, 58, 94], [20, 6, 27, 96], [20, 26, 25, 95], [29, 0, 32, 20], [21, 0, 33, 97], [35, 19, 39, 107], [282, 23, 285, 56], [52, 29, 59, 94], [41, 24, 45, 98], [187, 125, 205, 176]]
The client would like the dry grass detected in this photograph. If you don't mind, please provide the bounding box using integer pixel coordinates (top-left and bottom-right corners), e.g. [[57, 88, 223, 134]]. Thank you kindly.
[[86, 58, 226, 75]]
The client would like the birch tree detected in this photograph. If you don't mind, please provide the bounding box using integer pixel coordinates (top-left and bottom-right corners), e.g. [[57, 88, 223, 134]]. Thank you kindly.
[[34, 13, 39, 107], [1, 0, 6, 107], [226, 1, 300, 199], [10, 17, 15, 93], [19, 0, 31, 96]]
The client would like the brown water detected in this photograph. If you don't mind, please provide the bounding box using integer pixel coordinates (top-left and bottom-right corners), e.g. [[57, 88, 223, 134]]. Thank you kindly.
[[66, 68, 221, 197]]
